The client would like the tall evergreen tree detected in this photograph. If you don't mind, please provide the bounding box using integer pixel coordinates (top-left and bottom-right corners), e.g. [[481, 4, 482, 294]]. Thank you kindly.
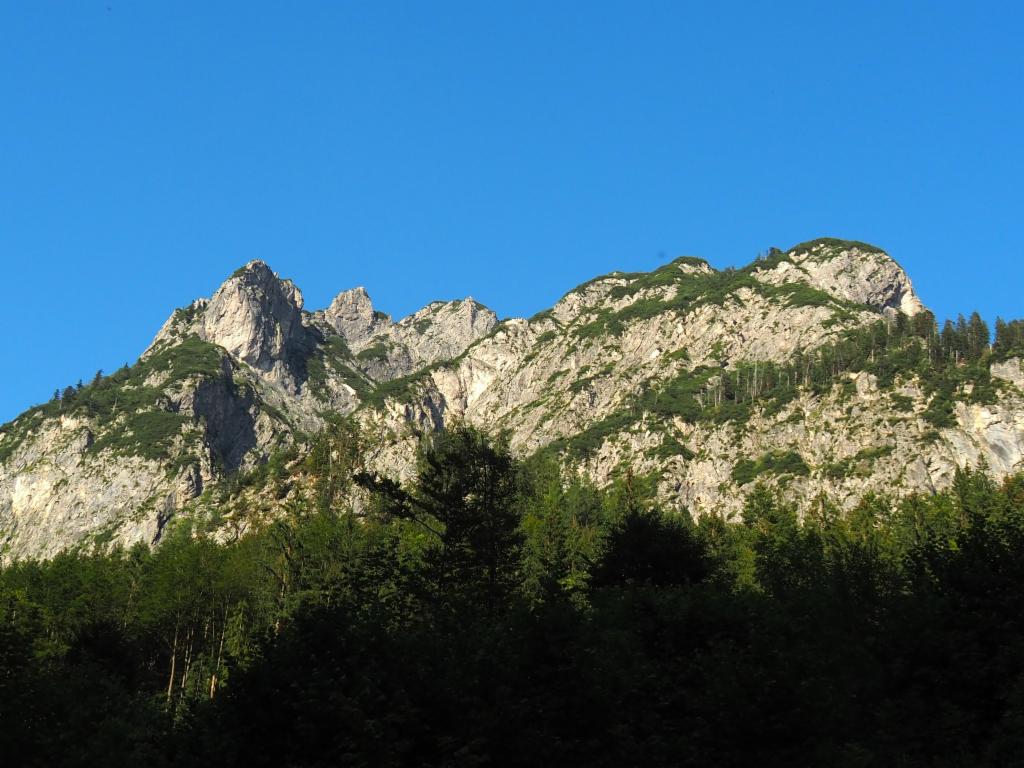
[[941, 319, 958, 363], [359, 426, 523, 614], [968, 312, 990, 361]]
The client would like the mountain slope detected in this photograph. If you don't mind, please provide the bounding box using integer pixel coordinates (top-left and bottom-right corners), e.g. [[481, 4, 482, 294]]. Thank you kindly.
[[0, 261, 494, 559], [1, 238, 1022, 561]]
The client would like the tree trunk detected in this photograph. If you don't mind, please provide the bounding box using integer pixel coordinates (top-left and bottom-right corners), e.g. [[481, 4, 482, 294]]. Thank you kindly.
[[210, 607, 228, 699], [166, 622, 179, 703]]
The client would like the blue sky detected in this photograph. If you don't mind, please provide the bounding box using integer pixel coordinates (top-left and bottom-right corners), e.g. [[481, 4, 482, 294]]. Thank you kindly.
[[1, 2, 1021, 422]]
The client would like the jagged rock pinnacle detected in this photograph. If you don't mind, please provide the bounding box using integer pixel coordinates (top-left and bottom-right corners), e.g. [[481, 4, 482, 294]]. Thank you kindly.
[[200, 261, 310, 389], [324, 287, 392, 346]]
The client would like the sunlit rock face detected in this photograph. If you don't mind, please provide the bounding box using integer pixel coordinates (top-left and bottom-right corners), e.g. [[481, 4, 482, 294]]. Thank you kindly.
[[320, 288, 498, 379], [323, 287, 390, 347], [751, 240, 925, 317], [199, 261, 312, 391]]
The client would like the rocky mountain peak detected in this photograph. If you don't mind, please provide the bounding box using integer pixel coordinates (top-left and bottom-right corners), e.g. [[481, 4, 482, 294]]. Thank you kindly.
[[323, 287, 392, 347], [198, 261, 311, 390], [754, 238, 926, 317], [393, 297, 498, 362], [342, 297, 500, 381], [675, 259, 715, 276]]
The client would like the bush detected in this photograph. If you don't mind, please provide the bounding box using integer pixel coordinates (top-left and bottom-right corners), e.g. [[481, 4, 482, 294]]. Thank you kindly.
[[732, 450, 809, 485], [355, 341, 392, 362]]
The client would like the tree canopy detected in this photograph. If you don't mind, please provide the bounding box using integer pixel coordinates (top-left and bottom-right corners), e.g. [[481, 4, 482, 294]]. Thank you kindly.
[[4, 426, 1024, 766]]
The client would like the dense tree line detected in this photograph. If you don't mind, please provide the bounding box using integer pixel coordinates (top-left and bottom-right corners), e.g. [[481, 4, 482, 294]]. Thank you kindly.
[[994, 318, 1024, 359], [680, 309, 1016, 430], [4, 425, 1024, 765]]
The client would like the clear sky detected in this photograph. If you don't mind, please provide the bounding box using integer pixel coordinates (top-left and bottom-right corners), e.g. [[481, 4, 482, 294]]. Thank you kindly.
[[1, 2, 1021, 422]]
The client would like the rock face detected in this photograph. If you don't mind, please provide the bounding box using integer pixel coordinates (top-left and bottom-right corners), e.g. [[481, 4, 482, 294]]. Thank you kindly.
[[1, 237, 1021, 561], [323, 287, 390, 347], [992, 358, 1024, 390], [317, 288, 498, 380], [753, 240, 925, 317], [147, 261, 315, 392], [200, 261, 310, 387]]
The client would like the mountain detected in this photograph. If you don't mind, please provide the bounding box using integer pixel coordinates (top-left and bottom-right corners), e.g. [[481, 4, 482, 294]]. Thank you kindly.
[[2, 238, 1022, 561]]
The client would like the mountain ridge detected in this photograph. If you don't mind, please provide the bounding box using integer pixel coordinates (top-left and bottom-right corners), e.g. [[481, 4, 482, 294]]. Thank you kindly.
[[2, 237, 1021, 562]]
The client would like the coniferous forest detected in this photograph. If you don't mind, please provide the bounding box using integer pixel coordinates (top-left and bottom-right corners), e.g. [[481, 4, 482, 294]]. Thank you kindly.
[[4, 425, 1024, 766]]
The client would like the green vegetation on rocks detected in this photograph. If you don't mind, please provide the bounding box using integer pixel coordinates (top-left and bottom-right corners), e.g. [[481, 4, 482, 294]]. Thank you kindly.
[[305, 335, 372, 400], [0, 336, 226, 466], [731, 450, 810, 485], [549, 310, 1007, 463], [88, 410, 191, 461], [994, 318, 1024, 360], [785, 237, 885, 256], [823, 445, 895, 480], [362, 364, 443, 409], [355, 340, 392, 362], [568, 256, 863, 341]]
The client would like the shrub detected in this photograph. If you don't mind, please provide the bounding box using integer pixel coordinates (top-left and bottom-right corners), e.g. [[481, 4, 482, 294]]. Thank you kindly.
[[732, 450, 809, 485], [823, 445, 894, 480], [651, 434, 695, 460], [355, 341, 392, 362]]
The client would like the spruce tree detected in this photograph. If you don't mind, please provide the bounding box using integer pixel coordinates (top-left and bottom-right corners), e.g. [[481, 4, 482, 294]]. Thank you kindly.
[[995, 317, 1009, 356], [967, 312, 990, 361], [941, 319, 957, 363]]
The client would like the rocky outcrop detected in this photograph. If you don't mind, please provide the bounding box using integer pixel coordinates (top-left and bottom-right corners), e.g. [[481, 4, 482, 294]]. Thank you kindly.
[[992, 358, 1024, 391], [322, 287, 391, 347], [389, 299, 498, 369], [0, 414, 176, 561], [145, 261, 317, 393], [0, 348, 289, 562], [753, 240, 925, 317], [0, 261, 500, 560], [183, 371, 258, 473], [353, 243, 1022, 522], [320, 289, 498, 380], [199, 261, 313, 391]]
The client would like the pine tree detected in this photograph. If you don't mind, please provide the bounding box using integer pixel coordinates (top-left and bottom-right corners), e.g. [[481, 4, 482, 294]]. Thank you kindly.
[[994, 318, 1024, 358], [941, 319, 957, 363], [995, 317, 1009, 356], [358, 426, 523, 614], [955, 314, 969, 362], [967, 312, 990, 361]]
